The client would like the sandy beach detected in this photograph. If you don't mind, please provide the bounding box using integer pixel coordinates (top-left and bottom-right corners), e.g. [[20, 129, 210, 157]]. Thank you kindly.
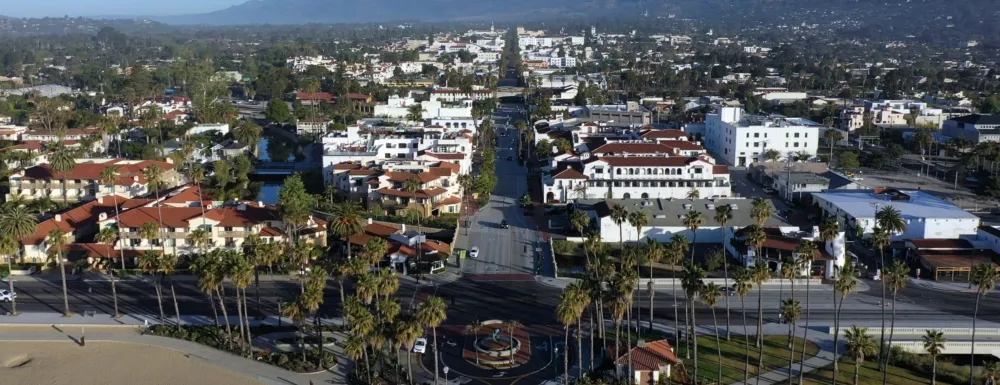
[[0, 340, 265, 385]]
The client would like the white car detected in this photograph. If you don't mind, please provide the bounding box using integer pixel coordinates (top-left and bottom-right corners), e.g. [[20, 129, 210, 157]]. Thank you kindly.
[[0, 289, 16, 302], [469, 247, 480, 258], [413, 338, 428, 353]]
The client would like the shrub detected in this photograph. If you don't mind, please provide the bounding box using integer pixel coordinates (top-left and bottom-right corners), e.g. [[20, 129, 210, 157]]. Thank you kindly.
[[552, 240, 578, 256]]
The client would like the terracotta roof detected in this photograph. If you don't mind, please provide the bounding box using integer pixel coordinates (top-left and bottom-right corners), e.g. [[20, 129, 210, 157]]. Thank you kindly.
[[296, 92, 335, 101], [21, 159, 174, 185], [909, 239, 975, 250], [260, 227, 285, 237], [552, 168, 588, 180], [333, 162, 363, 170], [615, 339, 679, 371], [437, 162, 460, 173], [386, 171, 439, 184], [424, 152, 466, 160], [114, 206, 206, 228], [349, 169, 382, 176], [661, 141, 704, 151], [436, 196, 461, 206], [641, 129, 688, 139], [428, 167, 453, 177], [713, 165, 729, 174], [345, 93, 372, 100], [598, 156, 699, 167], [592, 143, 675, 155], [121, 198, 156, 210], [918, 250, 1000, 269], [377, 187, 448, 199], [211, 205, 278, 227], [161, 185, 215, 207], [22, 197, 124, 245]]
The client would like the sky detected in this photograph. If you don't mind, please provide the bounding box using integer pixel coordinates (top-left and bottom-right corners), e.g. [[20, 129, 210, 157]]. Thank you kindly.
[[5, 0, 246, 18]]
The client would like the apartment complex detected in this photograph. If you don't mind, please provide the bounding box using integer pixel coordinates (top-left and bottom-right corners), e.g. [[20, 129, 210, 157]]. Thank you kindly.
[[329, 160, 464, 216], [705, 107, 820, 167], [942, 114, 1000, 144], [6, 158, 181, 202]]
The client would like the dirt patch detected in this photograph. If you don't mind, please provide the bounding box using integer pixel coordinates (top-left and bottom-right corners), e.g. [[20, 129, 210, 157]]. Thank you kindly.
[[3, 354, 32, 369]]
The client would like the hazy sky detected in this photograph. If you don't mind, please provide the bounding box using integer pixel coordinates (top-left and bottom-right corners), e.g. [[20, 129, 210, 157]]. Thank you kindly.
[[6, 0, 246, 17]]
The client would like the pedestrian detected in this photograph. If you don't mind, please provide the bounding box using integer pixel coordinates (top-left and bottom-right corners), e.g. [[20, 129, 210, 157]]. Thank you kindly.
[[778, 312, 784, 324]]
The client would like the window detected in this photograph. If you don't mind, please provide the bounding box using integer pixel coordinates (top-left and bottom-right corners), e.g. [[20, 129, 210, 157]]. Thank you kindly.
[[616, 169, 622, 175], [594, 168, 603, 174], [753, 142, 759, 147], [753, 133, 759, 138], [794, 142, 800, 148], [786, 133, 789, 138], [694, 168, 703, 174], [794, 133, 800, 138]]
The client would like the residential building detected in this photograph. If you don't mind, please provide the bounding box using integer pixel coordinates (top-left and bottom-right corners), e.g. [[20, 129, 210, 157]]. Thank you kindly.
[[705, 107, 820, 167], [942, 114, 1000, 144], [186, 123, 230, 136], [297, 119, 332, 135], [839, 107, 865, 132], [22, 127, 101, 142], [321, 124, 472, 185], [613, 339, 679, 384], [348, 221, 451, 274], [427, 88, 494, 103], [811, 188, 980, 240], [328, 160, 464, 216], [7, 158, 180, 202], [17, 195, 122, 261]]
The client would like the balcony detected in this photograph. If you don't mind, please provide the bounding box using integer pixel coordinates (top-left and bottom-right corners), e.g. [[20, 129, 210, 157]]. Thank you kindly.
[[218, 231, 252, 238]]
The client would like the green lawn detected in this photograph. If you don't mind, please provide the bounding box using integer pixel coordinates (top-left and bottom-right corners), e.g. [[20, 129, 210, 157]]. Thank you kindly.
[[674, 334, 820, 384], [802, 358, 959, 385]]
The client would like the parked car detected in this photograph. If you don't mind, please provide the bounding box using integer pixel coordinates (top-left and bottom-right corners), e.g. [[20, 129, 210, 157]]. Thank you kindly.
[[500, 220, 509, 229], [469, 247, 480, 258], [413, 338, 427, 353], [0, 289, 16, 302], [763, 187, 777, 195]]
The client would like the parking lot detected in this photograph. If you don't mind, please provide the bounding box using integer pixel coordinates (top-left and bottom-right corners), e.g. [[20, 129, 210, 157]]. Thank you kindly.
[[854, 168, 998, 212]]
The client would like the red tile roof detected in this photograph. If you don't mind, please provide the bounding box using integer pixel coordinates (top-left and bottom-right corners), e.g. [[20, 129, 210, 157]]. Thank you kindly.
[[21, 159, 174, 185], [641, 129, 688, 139], [598, 156, 699, 167], [424, 152, 466, 160], [552, 168, 588, 180], [296, 92, 335, 101], [22, 197, 124, 245], [386, 171, 439, 184], [592, 143, 676, 155], [436, 196, 461, 206], [377, 187, 448, 199], [713, 165, 729, 174], [661, 141, 704, 151], [909, 239, 975, 250], [615, 339, 679, 371]]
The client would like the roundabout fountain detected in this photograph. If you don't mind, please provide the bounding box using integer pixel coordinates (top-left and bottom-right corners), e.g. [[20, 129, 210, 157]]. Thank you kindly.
[[466, 320, 527, 369]]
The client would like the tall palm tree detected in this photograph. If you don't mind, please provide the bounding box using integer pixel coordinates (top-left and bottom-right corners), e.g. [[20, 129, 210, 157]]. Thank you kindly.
[[344, 333, 369, 384], [415, 296, 448, 384], [231, 254, 257, 350], [681, 261, 705, 378], [750, 197, 772, 227], [0, 236, 20, 314], [714, 205, 734, 340], [702, 282, 723, 385], [795, 240, 819, 385], [139, 249, 166, 321], [683, 210, 704, 261], [466, 320, 484, 366], [666, 235, 688, 351], [833, 263, 859, 377], [99, 165, 129, 280], [610, 204, 628, 252], [46, 228, 71, 316], [191, 254, 225, 332], [160, 253, 183, 328], [0, 206, 37, 314], [567, 281, 590, 381], [628, 210, 648, 244], [824, 129, 844, 167], [556, 287, 580, 385], [95, 227, 122, 317], [923, 329, 947, 385], [143, 164, 168, 257], [49, 145, 76, 204], [396, 316, 423, 385], [871, 226, 891, 369], [644, 238, 664, 332], [845, 325, 877, 385], [330, 200, 365, 261], [734, 268, 754, 384], [781, 298, 803, 385], [571, 210, 590, 238], [882, 259, 909, 384], [751, 262, 771, 349], [970, 263, 999, 385]]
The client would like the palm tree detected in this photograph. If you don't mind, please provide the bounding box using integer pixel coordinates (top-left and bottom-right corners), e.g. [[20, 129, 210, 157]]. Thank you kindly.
[[99, 165, 129, 280], [191, 254, 225, 332], [795, 240, 819, 385], [466, 320, 484, 366], [702, 282, 724, 385], [923, 329, 946, 385], [666, 235, 688, 351], [611, 204, 628, 252], [344, 333, 369, 384], [0, 206, 37, 314], [571, 210, 590, 238], [751, 262, 771, 349], [681, 261, 705, 381], [330, 200, 365, 261], [644, 238, 663, 332], [139, 250, 166, 322], [833, 263, 859, 376], [143, 164, 168, 256], [627, 210, 648, 245], [396, 317, 423, 384], [556, 287, 580, 385], [415, 296, 448, 384], [734, 268, 754, 384], [870, 226, 891, 369], [160, 253, 183, 328], [714, 205, 734, 340], [781, 298, 802, 385], [46, 228, 71, 316], [49, 145, 76, 204], [95, 227, 122, 317], [845, 326, 877, 385], [750, 197, 773, 227], [567, 281, 590, 381], [824, 129, 844, 167], [0, 236, 20, 314], [683, 210, 704, 262], [882, 259, 909, 383], [970, 263, 999, 385]]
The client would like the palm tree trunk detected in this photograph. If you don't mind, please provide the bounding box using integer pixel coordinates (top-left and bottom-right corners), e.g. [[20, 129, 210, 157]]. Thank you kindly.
[[154, 280, 165, 321], [798, 278, 811, 385], [742, 295, 750, 384], [854, 360, 861, 385], [788, 280, 795, 349], [563, 326, 570, 385], [691, 297, 699, 384], [649, 262, 655, 332], [672, 268, 680, 354], [931, 356, 937, 385], [339, 279, 347, 327], [432, 326, 440, 384], [58, 250, 70, 316], [971, 295, 981, 385], [235, 289, 245, 353], [407, 348, 413, 385], [833, 290, 845, 378], [217, 287, 232, 342], [878, 249, 887, 370], [712, 306, 722, 385], [723, 240, 731, 341], [756, 284, 764, 348], [7, 256, 16, 315], [208, 290, 220, 327], [589, 305, 595, 370], [788, 320, 796, 385], [170, 277, 181, 328], [684, 300, 690, 359], [254, 270, 262, 317], [614, 320, 621, 374], [576, 317, 583, 381]]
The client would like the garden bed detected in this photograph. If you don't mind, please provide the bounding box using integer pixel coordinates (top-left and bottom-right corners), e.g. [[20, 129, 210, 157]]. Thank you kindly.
[[148, 325, 336, 373]]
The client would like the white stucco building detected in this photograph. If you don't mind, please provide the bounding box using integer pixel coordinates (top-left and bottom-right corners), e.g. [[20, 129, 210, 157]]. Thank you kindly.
[[812, 189, 981, 240], [705, 107, 821, 167]]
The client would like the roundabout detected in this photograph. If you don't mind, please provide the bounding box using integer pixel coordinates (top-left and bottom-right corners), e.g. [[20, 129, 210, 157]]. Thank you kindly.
[[419, 323, 572, 384]]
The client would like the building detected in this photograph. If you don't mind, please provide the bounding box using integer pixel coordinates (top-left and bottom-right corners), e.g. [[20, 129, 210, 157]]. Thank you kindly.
[[427, 89, 494, 103], [942, 115, 1000, 144], [811, 189, 980, 241], [17, 195, 122, 261], [186, 123, 230, 136], [586, 103, 651, 126], [906, 237, 1000, 281], [373, 95, 475, 123], [613, 339, 679, 384], [22, 127, 100, 142], [7, 158, 180, 202], [297, 119, 332, 135], [347, 221, 451, 274], [705, 107, 820, 167]]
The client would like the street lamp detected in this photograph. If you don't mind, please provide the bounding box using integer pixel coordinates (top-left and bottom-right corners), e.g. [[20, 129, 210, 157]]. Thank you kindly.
[[443, 366, 450, 384]]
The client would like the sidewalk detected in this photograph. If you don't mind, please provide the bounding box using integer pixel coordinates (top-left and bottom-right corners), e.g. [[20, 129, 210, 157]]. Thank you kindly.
[[535, 276, 859, 292], [907, 277, 981, 293]]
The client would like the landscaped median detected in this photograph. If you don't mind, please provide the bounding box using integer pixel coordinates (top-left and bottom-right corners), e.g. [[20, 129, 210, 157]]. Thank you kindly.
[[675, 334, 820, 384], [148, 324, 338, 374]]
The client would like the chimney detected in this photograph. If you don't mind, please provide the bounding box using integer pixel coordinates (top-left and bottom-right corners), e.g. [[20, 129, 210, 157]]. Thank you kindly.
[[367, 217, 373, 225], [97, 194, 104, 204], [401, 223, 407, 233], [54, 214, 62, 222], [257, 201, 263, 207]]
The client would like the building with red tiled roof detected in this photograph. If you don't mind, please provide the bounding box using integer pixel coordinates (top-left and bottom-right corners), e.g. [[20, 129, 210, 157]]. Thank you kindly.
[[6, 158, 181, 203], [348, 221, 452, 271], [613, 339, 679, 384], [19, 195, 125, 262]]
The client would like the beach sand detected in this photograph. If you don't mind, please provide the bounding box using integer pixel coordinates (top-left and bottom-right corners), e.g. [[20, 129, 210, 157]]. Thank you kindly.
[[0, 340, 265, 385]]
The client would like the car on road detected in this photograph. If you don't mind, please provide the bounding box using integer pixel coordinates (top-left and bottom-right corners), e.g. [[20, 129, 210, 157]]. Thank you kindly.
[[413, 338, 427, 353], [501, 220, 509, 229], [469, 247, 480, 258], [763, 187, 777, 195], [0, 289, 15, 302]]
